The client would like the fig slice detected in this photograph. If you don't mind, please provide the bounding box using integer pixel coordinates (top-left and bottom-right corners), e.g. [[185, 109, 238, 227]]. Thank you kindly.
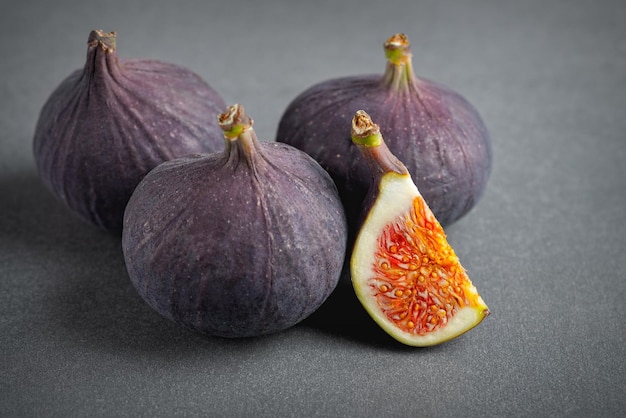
[[350, 110, 489, 346]]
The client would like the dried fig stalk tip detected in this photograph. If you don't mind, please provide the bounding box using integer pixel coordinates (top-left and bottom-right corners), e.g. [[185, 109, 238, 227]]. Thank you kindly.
[[87, 30, 117, 52], [351, 111, 408, 177], [383, 33, 411, 65], [351, 110, 381, 145], [218, 104, 254, 139]]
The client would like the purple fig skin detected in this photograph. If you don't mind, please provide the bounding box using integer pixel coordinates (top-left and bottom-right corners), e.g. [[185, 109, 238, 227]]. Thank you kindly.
[[276, 34, 492, 236], [122, 105, 348, 338], [33, 30, 226, 231]]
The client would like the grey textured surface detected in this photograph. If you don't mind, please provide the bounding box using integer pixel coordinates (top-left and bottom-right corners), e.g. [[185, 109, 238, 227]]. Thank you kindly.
[[2, 0, 625, 416]]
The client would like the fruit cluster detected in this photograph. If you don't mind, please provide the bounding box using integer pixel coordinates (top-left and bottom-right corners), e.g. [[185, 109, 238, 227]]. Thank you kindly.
[[32, 31, 491, 346]]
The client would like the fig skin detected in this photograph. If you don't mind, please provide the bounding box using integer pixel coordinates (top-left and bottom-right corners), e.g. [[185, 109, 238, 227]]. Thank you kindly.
[[276, 33, 492, 235], [33, 30, 226, 231], [122, 104, 348, 338]]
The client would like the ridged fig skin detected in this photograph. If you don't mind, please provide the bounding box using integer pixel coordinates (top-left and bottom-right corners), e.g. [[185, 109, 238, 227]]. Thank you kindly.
[[122, 139, 348, 338], [276, 72, 492, 234], [33, 31, 226, 231]]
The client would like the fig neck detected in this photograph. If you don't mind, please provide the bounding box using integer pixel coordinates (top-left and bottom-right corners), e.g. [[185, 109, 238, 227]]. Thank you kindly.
[[381, 33, 418, 93], [225, 129, 263, 166], [83, 30, 122, 81], [351, 110, 409, 178]]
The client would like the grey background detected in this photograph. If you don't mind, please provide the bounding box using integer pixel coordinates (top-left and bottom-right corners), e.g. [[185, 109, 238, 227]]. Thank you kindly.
[[2, 0, 625, 416]]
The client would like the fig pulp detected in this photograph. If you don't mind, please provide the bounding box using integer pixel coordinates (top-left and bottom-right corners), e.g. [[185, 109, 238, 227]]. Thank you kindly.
[[277, 33, 492, 235], [350, 111, 489, 347], [33, 30, 226, 231], [122, 104, 348, 338]]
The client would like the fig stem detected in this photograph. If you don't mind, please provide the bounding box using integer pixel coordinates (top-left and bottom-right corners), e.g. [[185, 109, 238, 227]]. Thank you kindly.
[[218, 104, 260, 160], [88, 30, 117, 53], [382, 33, 417, 92], [351, 110, 409, 177], [83, 29, 123, 83]]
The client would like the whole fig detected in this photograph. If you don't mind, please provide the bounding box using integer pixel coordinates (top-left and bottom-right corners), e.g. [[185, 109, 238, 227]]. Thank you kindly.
[[122, 104, 348, 338], [277, 33, 492, 235], [33, 30, 226, 231]]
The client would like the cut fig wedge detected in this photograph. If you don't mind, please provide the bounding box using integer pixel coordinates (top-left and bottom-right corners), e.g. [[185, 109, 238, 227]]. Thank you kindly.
[[350, 110, 489, 346]]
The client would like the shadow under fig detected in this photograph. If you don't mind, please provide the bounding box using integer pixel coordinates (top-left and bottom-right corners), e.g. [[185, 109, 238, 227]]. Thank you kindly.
[[299, 262, 410, 350], [299, 281, 391, 346]]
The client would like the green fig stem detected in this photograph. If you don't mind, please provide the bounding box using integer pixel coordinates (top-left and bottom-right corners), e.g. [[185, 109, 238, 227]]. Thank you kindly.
[[88, 30, 117, 53], [218, 104, 260, 160], [351, 110, 409, 177], [382, 33, 417, 92]]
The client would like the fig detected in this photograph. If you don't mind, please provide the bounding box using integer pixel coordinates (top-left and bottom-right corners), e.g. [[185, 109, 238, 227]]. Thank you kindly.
[[350, 110, 489, 347], [276, 33, 492, 233], [33, 30, 226, 231], [122, 104, 348, 338]]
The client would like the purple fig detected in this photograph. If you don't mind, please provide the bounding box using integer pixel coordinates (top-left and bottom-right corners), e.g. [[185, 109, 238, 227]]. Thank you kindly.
[[276, 33, 492, 235], [122, 104, 348, 338], [33, 30, 226, 231]]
